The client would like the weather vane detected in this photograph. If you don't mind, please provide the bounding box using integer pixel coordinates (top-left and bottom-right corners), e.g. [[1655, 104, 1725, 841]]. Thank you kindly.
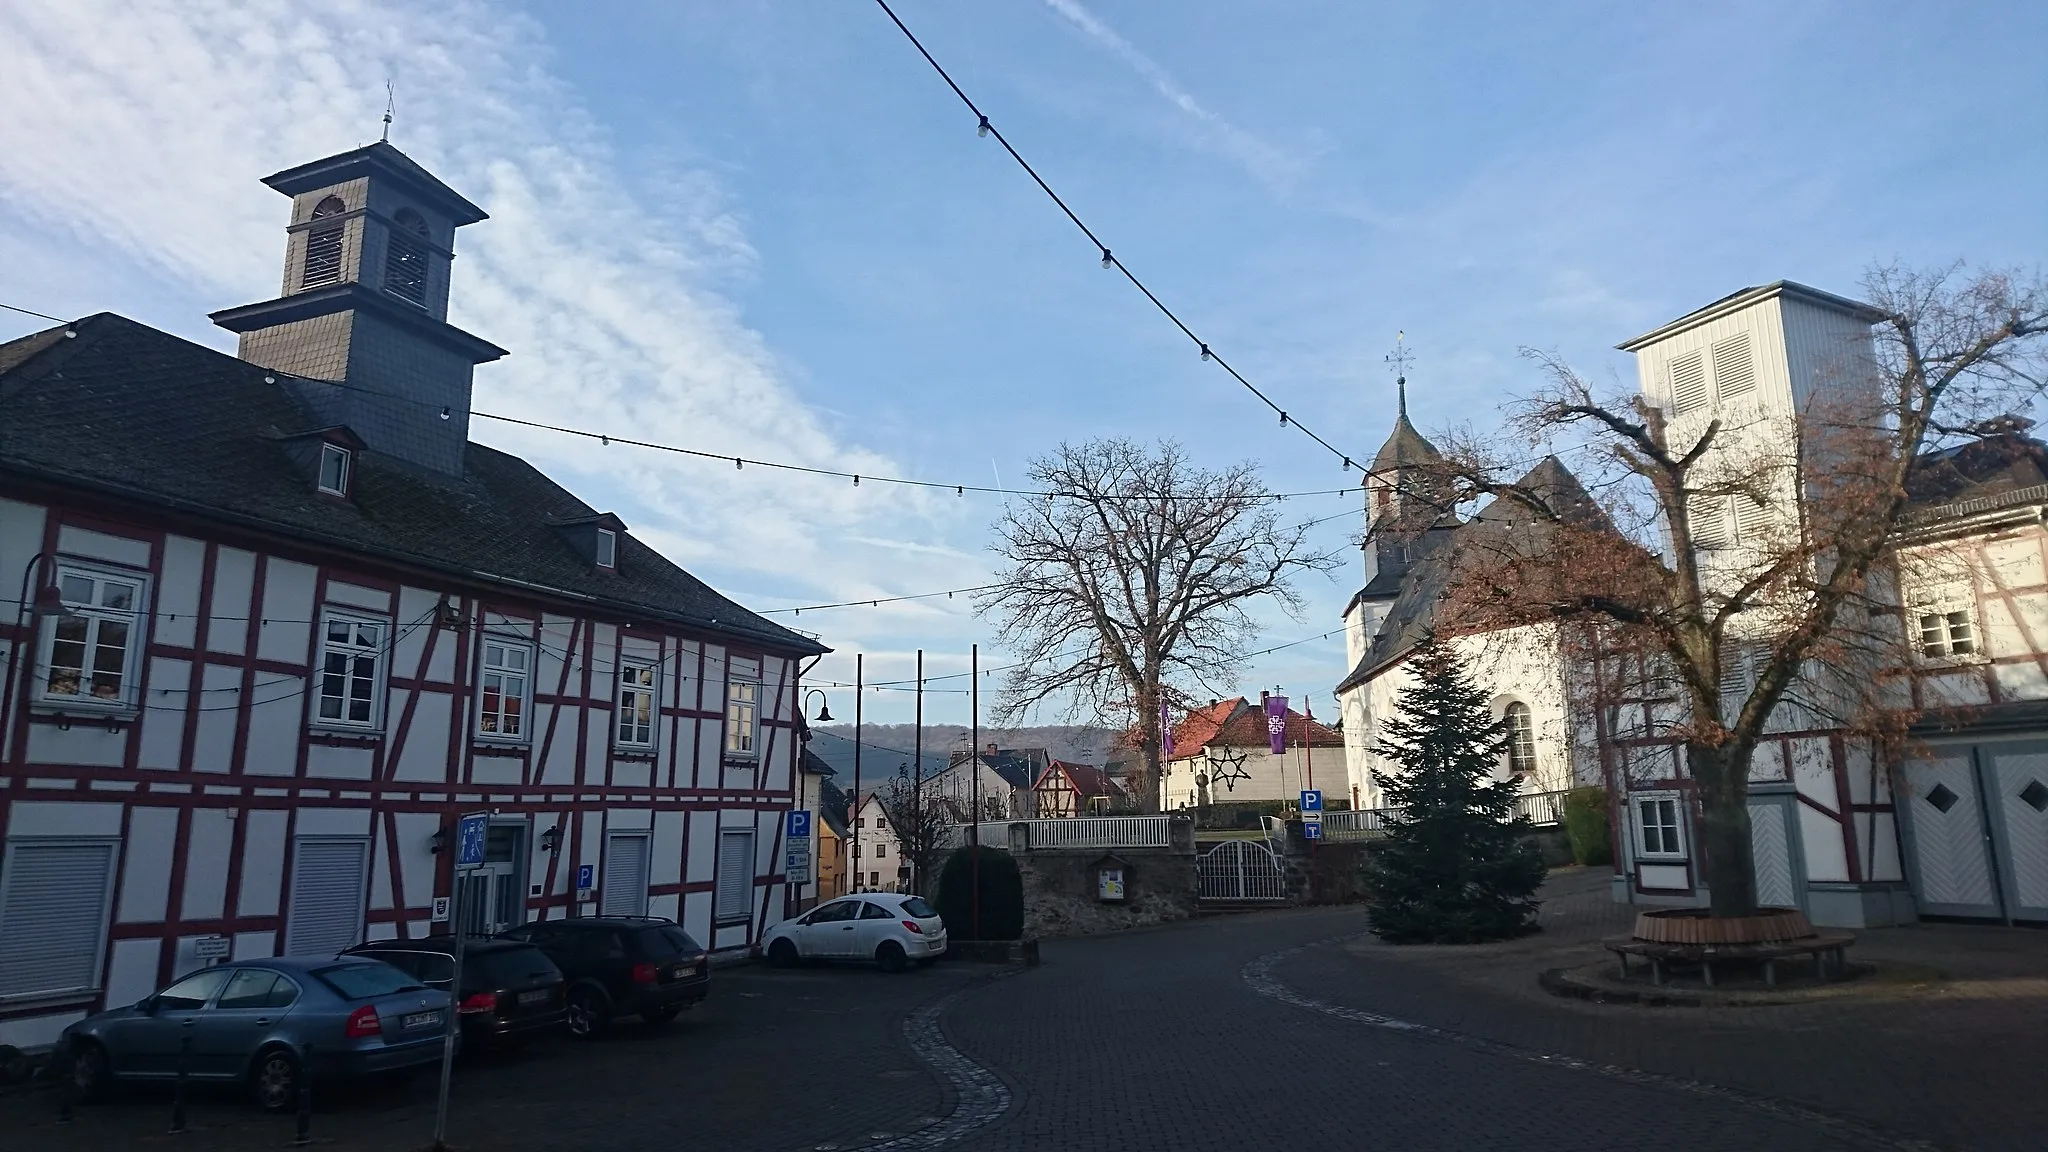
[[1384, 330, 1413, 417], [1383, 330, 1413, 384], [381, 80, 395, 143]]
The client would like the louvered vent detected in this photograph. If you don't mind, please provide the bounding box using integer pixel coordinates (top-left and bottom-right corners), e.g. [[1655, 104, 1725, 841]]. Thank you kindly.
[[1733, 493, 1772, 543], [1713, 334, 1756, 399], [302, 225, 344, 288], [1719, 644, 1754, 723], [1669, 351, 1709, 414], [383, 208, 431, 308], [1688, 494, 1730, 549]]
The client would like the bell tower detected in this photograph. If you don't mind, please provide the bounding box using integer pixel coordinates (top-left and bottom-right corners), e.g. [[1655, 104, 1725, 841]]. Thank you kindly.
[[210, 142, 506, 476]]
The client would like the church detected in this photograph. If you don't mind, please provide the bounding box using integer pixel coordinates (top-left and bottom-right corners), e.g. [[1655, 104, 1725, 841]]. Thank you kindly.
[[1335, 282, 2048, 929]]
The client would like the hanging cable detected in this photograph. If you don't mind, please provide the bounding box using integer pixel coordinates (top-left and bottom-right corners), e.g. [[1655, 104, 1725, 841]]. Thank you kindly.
[[870, 0, 1367, 470]]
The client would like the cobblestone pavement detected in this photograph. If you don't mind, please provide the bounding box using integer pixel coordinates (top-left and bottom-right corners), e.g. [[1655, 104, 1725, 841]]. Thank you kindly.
[[0, 962, 984, 1152]]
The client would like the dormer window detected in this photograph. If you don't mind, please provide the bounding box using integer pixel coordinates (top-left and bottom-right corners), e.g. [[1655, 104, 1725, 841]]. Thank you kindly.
[[596, 528, 617, 569], [318, 443, 352, 496], [384, 208, 430, 307]]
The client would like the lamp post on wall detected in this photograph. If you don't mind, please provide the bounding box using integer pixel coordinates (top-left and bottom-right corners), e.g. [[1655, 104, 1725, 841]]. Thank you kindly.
[[1, 554, 76, 762]]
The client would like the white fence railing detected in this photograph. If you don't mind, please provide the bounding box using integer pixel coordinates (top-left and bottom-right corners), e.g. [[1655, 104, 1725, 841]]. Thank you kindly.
[[941, 815, 1175, 851], [1320, 790, 1572, 842]]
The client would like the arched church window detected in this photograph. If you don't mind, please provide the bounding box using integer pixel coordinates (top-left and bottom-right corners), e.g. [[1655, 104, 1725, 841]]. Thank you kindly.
[[300, 196, 348, 288], [383, 207, 430, 307], [1504, 702, 1536, 776]]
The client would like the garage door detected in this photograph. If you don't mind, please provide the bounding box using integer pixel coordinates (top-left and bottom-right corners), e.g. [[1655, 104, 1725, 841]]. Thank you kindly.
[[283, 837, 370, 956]]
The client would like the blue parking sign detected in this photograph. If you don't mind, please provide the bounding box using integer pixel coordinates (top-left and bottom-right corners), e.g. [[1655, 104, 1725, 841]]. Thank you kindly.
[[1299, 789, 1323, 813], [455, 812, 490, 870], [576, 863, 595, 892], [785, 810, 813, 840]]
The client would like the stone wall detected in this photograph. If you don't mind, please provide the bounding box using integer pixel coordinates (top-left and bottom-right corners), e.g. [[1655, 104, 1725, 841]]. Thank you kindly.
[[1014, 845, 1199, 939]]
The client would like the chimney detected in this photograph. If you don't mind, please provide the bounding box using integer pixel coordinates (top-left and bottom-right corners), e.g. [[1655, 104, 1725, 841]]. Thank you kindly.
[[1259, 690, 1269, 706], [986, 742, 999, 756]]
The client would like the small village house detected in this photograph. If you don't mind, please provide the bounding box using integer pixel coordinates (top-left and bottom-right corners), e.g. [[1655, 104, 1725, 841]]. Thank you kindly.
[[1032, 759, 1128, 817], [1158, 696, 1343, 813]]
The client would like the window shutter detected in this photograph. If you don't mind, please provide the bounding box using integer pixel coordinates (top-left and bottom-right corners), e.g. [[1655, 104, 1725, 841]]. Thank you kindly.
[[0, 840, 117, 998], [1719, 645, 1754, 724], [601, 832, 651, 917], [1688, 495, 1730, 549], [715, 830, 755, 923], [1711, 334, 1756, 399], [1669, 351, 1709, 414], [1733, 494, 1772, 544], [283, 838, 370, 957]]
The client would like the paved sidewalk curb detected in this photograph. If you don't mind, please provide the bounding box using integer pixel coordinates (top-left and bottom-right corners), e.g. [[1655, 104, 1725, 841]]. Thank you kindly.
[[1539, 960, 1949, 1008], [1249, 937, 1945, 1152], [827, 968, 1023, 1151]]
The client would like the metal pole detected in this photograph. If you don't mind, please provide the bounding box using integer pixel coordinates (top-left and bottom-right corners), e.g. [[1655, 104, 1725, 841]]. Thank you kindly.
[[291, 1042, 313, 1146], [913, 650, 923, 895], [431, 870, 465, 1151], [971, 643, 980, 942], [852, 653, 862, 894], [169, 1034, 190, 1134]]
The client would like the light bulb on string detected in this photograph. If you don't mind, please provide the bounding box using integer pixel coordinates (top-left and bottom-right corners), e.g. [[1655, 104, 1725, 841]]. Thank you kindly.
[[977, 115, 990, 137], [1100, 248, 1113, 270], [1199, 344, 1211, 361]]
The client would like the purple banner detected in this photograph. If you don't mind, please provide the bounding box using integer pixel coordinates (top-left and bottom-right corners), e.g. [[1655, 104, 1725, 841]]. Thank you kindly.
[[1160, 699, 1175, 758], [1265, 695, 1289, 756]]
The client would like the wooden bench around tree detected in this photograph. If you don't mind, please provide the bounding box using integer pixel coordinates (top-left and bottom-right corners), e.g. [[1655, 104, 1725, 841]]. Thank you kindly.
[[1601, 933, 1855, 988]]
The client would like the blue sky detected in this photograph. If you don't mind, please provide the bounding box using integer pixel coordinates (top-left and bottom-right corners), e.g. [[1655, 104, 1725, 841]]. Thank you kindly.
[[2, 0, 2042, 729]]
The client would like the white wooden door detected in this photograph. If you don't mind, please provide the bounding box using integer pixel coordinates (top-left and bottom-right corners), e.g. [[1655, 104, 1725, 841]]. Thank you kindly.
[[1980, 743, 2048, 923], [1899, 750, 2002, 919]]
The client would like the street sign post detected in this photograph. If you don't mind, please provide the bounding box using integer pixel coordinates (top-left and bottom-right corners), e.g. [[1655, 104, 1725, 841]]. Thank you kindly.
[[1299, 789, 1323, 814], [1302, 818, 1323, 841], [434, 812, 489, 1150], [785, 810, 813, 885], [575, 863, 595, 902]]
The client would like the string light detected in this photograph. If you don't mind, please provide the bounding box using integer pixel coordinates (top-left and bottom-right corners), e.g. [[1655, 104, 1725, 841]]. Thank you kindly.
[[872, 0, 1369, 472]]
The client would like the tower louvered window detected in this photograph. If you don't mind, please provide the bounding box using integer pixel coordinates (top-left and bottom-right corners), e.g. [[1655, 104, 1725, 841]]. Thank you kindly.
[[1733, 491, 1773, 544], [383, 208, 430, 307], [301, 196, 347, 288], [1669, 351, 1709, 414], [1712, 334, 1756, 400], [1687, 494, 1730, 549]]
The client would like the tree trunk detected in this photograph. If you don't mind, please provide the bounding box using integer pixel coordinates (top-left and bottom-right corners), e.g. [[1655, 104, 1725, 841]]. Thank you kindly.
[[1687, 741, 1760, 918]]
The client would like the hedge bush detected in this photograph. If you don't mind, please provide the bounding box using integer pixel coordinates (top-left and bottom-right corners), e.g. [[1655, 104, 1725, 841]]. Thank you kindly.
[[933, 844, 1024, 941], [1564, 786, 1613, 866]]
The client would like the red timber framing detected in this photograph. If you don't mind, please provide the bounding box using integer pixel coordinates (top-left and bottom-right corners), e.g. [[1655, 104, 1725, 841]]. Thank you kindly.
[[0, 481, 812, 1044]]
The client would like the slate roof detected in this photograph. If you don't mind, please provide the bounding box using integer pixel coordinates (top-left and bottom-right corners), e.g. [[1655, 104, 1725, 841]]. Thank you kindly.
[[0, 314, 824, 655], [1335, 456, 1607, 693], [803, 730, 950, 784], [1904, 427, 2048, 515], [949, 747, 1045, 792]]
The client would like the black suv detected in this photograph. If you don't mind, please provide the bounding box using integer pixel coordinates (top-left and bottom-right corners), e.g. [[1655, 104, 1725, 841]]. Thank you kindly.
[[499, 917, 709, 1038], [343, 937, 567, 1046]]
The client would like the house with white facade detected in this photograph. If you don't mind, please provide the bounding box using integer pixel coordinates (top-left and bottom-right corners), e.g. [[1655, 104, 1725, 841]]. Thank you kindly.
[[1159, 696, 1344, 812], [0, 141, 826, 1051]]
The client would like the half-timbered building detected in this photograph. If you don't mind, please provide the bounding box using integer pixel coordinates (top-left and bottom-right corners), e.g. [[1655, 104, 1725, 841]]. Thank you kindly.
[[0, 142, 826, 1050]]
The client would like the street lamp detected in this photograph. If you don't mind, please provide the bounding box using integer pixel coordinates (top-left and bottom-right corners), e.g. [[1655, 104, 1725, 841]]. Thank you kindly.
[[802, 688, 833, 723]]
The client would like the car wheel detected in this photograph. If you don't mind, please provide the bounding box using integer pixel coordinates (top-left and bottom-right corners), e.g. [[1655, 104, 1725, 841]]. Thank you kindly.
[[565, 986, 612, 1040], [876, 941, 909, 974], [250, 1046, 301, 1113], [642, 1006, 682, 1026], [67, 1041, 110, 1104], [767, 938, 799, 968]]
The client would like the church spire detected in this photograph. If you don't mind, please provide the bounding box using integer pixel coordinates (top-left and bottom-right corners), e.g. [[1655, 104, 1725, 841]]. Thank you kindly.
[[1397, 375, 1408, 420]]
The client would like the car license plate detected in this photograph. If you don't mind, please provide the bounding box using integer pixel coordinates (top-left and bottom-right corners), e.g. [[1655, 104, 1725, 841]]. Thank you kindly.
[[401, 1010, 441, 1030], [927, 939, 945, 950], [518, 989, 551, 1006]]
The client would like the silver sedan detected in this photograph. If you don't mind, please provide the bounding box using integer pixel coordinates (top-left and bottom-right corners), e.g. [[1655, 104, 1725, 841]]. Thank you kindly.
[[60, 955, 454, 1111]]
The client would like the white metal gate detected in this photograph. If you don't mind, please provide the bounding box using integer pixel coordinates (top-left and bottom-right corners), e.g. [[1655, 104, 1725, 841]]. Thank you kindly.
[[1196, 840, 1286, 902]]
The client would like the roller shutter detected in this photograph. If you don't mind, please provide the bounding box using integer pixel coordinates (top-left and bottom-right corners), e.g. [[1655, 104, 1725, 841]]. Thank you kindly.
[[601, 832, 651, 917], [283, 837, 370, 957], [0, 839, 118, 998], [715, 829, 754, 923]]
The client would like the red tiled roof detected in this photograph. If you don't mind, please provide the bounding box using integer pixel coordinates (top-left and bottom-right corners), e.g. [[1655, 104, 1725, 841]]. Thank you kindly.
[[1040, 760, 1124, 799], [1165, 696, 1341, 760]]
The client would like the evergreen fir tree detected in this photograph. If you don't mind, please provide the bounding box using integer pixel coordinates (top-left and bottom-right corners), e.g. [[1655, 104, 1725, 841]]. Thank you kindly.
[[1366, 633, 1546, 943]]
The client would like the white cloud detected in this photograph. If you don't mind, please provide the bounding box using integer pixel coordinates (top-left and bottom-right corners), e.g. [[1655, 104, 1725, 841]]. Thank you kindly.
[[1039, 0, 1300, 188], [0, 0, 978, 617]]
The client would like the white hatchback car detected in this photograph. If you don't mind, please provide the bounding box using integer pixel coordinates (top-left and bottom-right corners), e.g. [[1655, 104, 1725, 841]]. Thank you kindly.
[[761, 893, 947, 972]]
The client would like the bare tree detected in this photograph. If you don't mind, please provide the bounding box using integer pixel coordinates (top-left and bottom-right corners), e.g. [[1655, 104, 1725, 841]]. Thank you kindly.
[[977, 439, 1342, 810], [875, 762, 953, 896], [1423, 265, 2045, 918]]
